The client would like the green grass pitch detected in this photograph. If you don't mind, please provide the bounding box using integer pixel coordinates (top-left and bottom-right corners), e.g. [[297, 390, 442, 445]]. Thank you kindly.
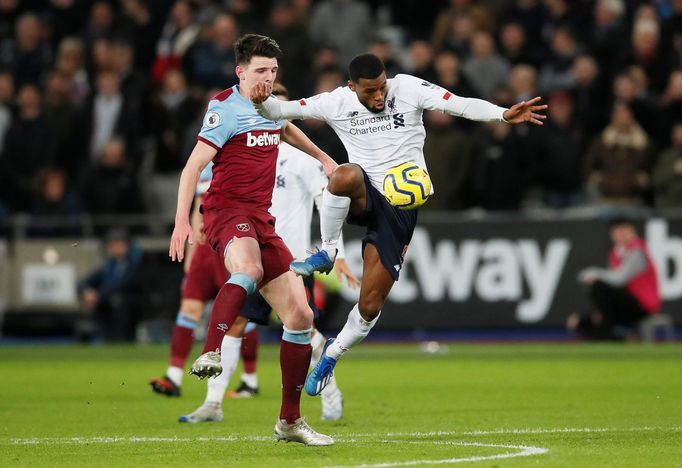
[[0, 343, 680, 467]]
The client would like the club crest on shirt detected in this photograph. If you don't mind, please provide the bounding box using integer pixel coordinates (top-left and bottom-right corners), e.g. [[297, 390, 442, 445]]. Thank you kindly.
[[386, 96, 396, 112], [236, 223, 250, 232], [205, 112, 220, 128]]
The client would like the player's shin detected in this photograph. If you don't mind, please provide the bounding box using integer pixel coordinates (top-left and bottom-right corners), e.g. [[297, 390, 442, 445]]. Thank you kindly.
[[326, 304, 381, 360], [279, 326, 313, 423], [168, 312, 198, 385], [205, 334, 242, 403], [202, 273, 256, 353], [320, 189, 350, 259]]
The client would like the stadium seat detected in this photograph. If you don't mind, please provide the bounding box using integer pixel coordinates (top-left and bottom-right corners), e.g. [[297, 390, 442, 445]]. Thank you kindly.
[[638, 313, 675, 343]]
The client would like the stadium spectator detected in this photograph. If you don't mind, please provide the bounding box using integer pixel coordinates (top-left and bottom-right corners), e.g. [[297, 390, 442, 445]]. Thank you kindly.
[[616, 17, 671, 93], [152, 0, 200, 85], [309, 0, 371, 66], [584, 101, 653, 206], [431, 0, 494, 53], [0, 13, 52, 86], [225, 0, 263, 34], [78, 227, 143, 342], [610, 72, 657, 139], [28, 167, 83, 237], [463, 31, 510, 99], [588, 0, 628, 78], [55, 37, 89, 105], [431, 8, 475, 56], [497, 21, 544, 68], [529, 91, 584, 208], [44, 69, 79, 178], [0, 83, 57, 212], [539, 26, 580, 93], [80, 70, 139, 167], [368, 37, 403, 79], [184, 13, 239, 90], [652, 122, 682, 210], [472, 121, 529, 211], [81, 1, 117, 50], [117, 0, 157, 71], [501, 0, 547, 44], [568, 218, 661, 340], [148, 69, 202, 218], [265, 2, 313, 97], [110, 40, 148, 115], [509, 63, 538, 102], [569, 54, 609, 142], [80, 137, 144, 215], [406, 39, 437, 83]]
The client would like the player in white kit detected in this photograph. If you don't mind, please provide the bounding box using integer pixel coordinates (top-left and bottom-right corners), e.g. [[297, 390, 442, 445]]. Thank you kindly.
[[251, 53, 547, 396], [180, 83, 358, 423]]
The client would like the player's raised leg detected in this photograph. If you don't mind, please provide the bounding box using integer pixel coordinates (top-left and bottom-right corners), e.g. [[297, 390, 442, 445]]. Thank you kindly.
[[261, 271, 333, 446], [290, 165, 366, 276], [306, 244, 391, 395], [191, 237, 262, 379]]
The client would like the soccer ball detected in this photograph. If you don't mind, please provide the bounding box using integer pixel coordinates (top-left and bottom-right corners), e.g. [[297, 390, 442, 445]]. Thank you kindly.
[[382, 162, 431, 210]]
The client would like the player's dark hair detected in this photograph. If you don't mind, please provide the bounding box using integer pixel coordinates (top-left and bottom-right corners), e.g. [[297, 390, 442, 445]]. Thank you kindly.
[[348, 53, 385, 82], [234, 34, 282, 66], [272, 82, 288, 98]]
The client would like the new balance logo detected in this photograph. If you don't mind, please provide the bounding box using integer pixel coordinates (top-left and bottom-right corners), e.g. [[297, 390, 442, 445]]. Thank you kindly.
[[347, 111, 359, 117], [392, 113, 405, 128], [246, 132, 280, 147]]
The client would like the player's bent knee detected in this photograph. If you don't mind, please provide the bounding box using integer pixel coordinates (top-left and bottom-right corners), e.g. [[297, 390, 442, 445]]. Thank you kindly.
[[328, 164, 363, 195], [238, 265, 263, 285], [358, 299, 383, 321], [284, 303, 314, 330]]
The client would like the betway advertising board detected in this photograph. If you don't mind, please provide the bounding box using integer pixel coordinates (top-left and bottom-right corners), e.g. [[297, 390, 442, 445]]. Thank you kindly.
[[335, 217, 682, 328]]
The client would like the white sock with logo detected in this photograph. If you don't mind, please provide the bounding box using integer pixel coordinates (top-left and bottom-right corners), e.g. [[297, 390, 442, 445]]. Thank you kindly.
[[326, 304, 380, 360], [320, 189, 350, 260], [310, 329, 326, 368], [205, 335, 242, 404]]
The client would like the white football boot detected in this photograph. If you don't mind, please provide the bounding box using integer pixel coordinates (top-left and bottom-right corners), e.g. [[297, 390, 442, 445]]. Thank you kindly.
[[189, 351, 222, 379], [178, 402, 223, 423], [274, 418, 334, 446]]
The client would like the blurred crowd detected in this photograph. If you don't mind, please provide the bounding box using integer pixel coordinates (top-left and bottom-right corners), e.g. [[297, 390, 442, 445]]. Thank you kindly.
[[0, 0, 681, 230]]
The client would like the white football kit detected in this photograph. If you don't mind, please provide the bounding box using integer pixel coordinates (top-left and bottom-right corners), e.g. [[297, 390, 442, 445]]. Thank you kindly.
[[271, 142, 345, 259], [256, 73, 508, 194]]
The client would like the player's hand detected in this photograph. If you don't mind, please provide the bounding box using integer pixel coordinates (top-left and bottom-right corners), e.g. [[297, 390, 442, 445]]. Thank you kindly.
[[170, 221, 193, 262], [251, 82, 272, 105], [334, 258, 360, 289], [503, 96, 547, 125]]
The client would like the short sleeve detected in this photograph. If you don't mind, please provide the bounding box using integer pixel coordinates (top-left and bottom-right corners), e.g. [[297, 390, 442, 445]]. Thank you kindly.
[[197, 99, 238, 150]]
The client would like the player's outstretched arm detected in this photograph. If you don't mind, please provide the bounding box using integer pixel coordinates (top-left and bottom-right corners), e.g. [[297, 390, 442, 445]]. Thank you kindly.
[[169, 141, 216, 262], [251, 82, 305, 120], [281, 122, 338, 177]]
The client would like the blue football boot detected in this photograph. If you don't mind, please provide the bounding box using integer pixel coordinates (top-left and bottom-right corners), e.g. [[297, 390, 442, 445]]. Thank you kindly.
[[290, 249, 336, 277], [305, 338, 338, 396]]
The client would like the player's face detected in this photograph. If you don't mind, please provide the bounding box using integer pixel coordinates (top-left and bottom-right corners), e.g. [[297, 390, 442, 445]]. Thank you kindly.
[[610, 225, 636, 247], [237, 56, 278, 91], [349, 73, 388, 114]]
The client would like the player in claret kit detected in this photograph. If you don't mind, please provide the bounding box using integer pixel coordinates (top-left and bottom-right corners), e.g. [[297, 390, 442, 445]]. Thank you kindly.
[[169, 34, 337, 446], [251, 53, 547, 397]]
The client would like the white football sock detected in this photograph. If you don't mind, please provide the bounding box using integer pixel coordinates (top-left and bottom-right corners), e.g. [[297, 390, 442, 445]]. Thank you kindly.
[[326, 304, 380, 360], [310, 329, 326, 368], [321, 374, 339, 395], [166, 366, 184, 387], [241, 372, 258, 389], [320, 189, 350, 259], [205, 335, 242, 404]]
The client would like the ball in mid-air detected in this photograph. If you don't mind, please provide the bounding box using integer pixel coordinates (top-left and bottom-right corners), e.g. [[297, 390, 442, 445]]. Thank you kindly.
[[382, 162, 431, 210]]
